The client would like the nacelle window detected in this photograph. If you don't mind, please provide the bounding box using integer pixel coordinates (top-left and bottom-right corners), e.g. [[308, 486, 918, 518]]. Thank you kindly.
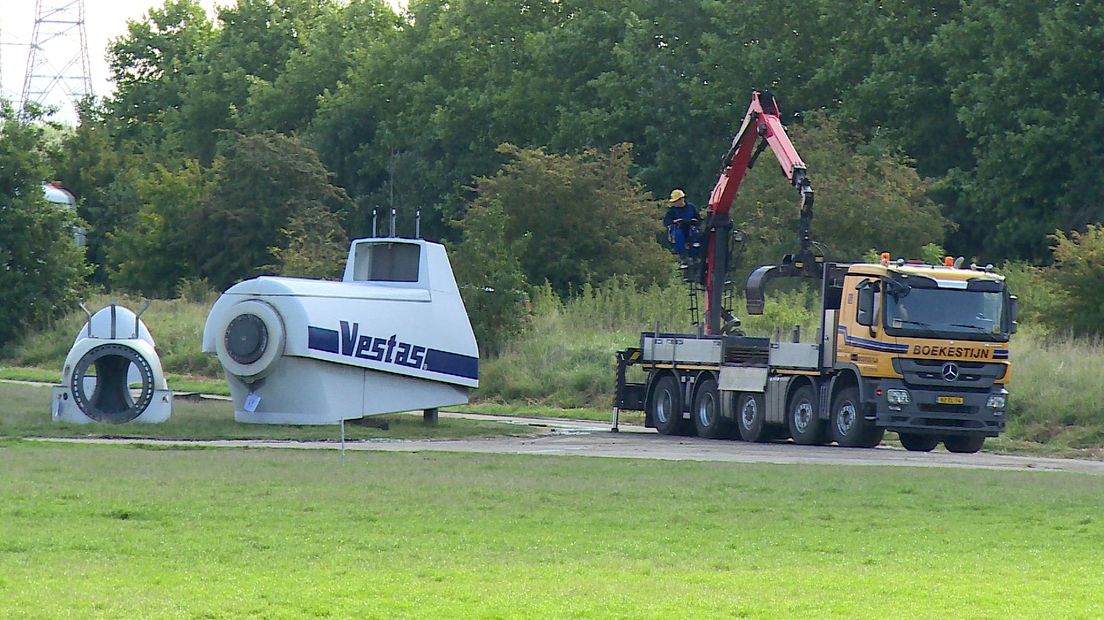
[[351, 242, 420, 283]]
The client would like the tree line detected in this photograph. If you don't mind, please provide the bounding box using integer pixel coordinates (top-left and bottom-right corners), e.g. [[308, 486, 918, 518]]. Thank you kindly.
[[1, 0, 1102, 348]]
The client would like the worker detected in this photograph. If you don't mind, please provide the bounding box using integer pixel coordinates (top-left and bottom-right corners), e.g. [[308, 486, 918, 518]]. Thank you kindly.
[[663, 189, 700, 264]]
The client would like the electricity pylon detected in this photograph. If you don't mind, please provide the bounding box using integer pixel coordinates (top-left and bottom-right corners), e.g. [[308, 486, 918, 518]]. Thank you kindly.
[[19, 0, 93, 114]]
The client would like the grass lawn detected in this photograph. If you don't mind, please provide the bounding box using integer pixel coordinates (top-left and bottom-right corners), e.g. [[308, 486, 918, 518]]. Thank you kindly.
[[0, 382, 531, 442], [1, 442, 1103, 618]]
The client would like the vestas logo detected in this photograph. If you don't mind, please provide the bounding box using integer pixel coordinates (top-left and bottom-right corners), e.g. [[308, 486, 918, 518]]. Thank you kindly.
[[339, 321, 427, 368], [309, 321, 427, 369], [307, 321, 479, 381]]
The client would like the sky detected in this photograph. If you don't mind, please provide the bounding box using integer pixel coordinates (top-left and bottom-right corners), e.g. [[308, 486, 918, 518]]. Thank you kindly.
[[0, 0, 404, 124]]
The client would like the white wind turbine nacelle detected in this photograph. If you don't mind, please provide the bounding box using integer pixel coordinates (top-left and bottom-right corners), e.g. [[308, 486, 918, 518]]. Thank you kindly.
[[202, 237, 480, 425], [51, 302, 174, 424]]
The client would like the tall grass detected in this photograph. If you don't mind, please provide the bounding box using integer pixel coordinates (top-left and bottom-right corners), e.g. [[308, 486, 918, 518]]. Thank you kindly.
[[1, 294, 222, 378], [477, 276, 818, 408], [1009, 329, 1104, 447]]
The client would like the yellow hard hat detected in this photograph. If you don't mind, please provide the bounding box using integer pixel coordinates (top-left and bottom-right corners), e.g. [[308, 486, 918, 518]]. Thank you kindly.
[[669, 189, 686, 203]]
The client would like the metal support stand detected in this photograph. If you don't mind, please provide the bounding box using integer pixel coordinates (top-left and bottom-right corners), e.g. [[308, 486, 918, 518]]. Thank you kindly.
[[423, 408, 438, 425], [340, 418, 346, 465], [611, 350, 629, 432]]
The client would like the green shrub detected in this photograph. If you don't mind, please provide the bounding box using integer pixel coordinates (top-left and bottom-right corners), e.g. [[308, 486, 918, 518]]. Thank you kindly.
[[1047, 225, 1104, 336], [269, 204, 348, 280], [0, 106, 89, 347], [463, 144, 669, 298], [999, 261, 1062, 329], [450, 199, 532, 356], [176, 277, 216, 303]]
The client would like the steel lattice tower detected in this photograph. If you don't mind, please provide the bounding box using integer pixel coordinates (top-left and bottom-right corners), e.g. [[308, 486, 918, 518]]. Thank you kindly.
[[19, 0, 92, 113]]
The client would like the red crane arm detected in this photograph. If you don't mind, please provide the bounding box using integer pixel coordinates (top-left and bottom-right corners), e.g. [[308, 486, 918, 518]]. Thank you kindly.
[[707, 90, 808, 220], [701, 90, 814, 334]]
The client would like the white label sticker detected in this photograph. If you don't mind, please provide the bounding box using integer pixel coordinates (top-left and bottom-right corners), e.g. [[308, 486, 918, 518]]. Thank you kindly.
[[244, 393, 261, 413]]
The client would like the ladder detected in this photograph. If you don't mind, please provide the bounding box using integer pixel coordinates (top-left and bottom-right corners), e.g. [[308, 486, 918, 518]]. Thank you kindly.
[[687, 281, 701, 328]]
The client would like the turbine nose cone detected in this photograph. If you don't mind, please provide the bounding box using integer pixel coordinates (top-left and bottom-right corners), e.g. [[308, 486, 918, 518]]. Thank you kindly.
[[226, 314, 269, 365]]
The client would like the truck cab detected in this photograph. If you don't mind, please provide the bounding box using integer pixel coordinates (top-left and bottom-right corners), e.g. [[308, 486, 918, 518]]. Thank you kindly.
[[833, 260, 1014, 451]]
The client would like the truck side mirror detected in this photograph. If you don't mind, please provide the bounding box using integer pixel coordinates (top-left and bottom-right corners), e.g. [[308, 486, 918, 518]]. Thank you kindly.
[[1009, 295, 1019, 334], [856, 281, 876, 327]]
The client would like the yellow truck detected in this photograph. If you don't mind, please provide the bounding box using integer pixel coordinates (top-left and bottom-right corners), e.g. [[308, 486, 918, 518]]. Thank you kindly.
[[612, 92, 1016, 452], [613, 256, 1015, 453], [827, 257, 1012, 450]]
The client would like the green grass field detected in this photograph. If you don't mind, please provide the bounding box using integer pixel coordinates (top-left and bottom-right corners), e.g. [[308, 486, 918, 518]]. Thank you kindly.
[[1, 441, 1103, 618], [0, 383, 529, 442]]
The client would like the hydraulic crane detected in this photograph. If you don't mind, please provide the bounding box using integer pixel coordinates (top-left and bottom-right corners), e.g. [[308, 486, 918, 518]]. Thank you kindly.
[[699, 90, 820, 334], [613, 89, 1015, 453]]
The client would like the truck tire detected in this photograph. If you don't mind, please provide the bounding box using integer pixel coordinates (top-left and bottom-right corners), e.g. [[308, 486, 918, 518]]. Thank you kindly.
[[736, 393, 771, 442], [693, 377, 732, 439], [830, 386, 884, 448], [898, 432, 939, 452], [787, 384, 826, 445], [944, 435, 985, 454], [651, 374, 687, 436]]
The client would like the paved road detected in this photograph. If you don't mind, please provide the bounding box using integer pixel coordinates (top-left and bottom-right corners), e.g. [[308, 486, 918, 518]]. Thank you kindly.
[[30, 421, 1104, 475]]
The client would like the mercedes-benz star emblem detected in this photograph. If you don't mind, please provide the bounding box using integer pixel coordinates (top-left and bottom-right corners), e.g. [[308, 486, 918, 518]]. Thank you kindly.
[[942, 362, 960, 382]]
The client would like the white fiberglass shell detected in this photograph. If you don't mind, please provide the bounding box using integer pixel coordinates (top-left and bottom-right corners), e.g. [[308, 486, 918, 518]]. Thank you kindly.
[[202, 238, 479, 424], [43, 183, 76, 206], [52, 304, 172, 424]]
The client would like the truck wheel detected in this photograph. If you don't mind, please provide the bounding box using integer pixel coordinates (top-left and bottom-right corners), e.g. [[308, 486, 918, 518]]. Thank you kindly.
[[736, 393, 770, 442], [830, 387, 884, 448], [944, 435, 985, 454], [651, 374, 687, 436], [787, 384, 826, 445], [693, 378, 732, 439], [898, 432, 939, 452]]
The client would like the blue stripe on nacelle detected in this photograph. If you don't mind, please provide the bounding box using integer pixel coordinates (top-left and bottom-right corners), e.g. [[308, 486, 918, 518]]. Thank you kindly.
[[424, 348, 479, 380], [308, 326, 340, 353]]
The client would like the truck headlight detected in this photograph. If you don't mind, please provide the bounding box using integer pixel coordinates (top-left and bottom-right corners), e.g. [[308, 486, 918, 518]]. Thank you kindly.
[[887, 389, 911, 405], [987, 395, 1007, 409]]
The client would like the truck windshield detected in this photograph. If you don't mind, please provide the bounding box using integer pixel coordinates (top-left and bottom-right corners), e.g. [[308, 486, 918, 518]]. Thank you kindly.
[[884, 287, 1007, 341]]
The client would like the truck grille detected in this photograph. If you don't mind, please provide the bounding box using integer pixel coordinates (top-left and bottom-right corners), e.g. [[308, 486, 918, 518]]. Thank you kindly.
[[918, 403, 973, 415], [894, 358, 1005, 391]]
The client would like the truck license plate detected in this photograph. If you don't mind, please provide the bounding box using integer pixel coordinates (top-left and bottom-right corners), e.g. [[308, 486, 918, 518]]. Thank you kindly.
[[937, 396, 965, 405]]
